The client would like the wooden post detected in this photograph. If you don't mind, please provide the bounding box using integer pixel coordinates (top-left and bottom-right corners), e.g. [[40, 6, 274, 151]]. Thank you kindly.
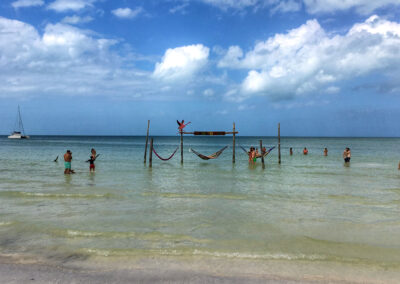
[[144, 120, 150, 163], [149, 138, 153, 168], [278, 123, 281, 164], [180, 131, 183, 164], [232, 122, 236, 164], [260, 140, 265, 169]]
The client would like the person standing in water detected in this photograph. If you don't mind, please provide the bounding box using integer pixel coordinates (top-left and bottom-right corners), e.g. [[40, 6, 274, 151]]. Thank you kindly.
[[87, 148, 97, 172], [303, 147, 308, 155], [324, 148, 328, 156], [248, 147, 256, 164], [290, 148, 293, 156], [63, 150, 74, 174], [343, 148, 351, 163]]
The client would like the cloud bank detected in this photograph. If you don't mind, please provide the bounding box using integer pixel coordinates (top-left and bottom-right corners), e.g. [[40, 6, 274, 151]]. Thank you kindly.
[[1, 13, 400, 103], [0, 17, 151, 98], [219, 15, 400, 101]]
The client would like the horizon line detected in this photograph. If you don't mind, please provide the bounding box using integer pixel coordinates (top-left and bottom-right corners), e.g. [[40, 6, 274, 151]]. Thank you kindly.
[[1, 134, 400, 139]]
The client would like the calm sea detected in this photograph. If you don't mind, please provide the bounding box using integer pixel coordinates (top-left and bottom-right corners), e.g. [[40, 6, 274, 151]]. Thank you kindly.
[[1, 136, 400, 277]]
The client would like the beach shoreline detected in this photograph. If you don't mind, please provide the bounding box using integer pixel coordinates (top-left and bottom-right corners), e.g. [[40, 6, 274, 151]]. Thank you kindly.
[[0, 254, 306, 284], [1, 253, 399, 284]]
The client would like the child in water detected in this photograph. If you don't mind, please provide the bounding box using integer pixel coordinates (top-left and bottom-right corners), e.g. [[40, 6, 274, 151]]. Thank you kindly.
[[87, 148, 98, 172]]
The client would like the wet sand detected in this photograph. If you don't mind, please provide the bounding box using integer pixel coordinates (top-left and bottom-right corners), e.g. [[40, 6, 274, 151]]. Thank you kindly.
[[1, 254, 398, 284], [0, 259, 303, 283]]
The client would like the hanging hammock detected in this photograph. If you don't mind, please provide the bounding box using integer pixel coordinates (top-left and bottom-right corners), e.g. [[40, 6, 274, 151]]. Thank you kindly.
[[152, 146, 179, 161], [239, 145, 275, 158], [258, 146, 275, 158], [240, 145, 248, 154], [190, 146, 228, 160]]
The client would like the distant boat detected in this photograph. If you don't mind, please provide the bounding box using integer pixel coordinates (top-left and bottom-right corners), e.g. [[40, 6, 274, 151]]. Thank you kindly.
[[8, 106, 30, 139]]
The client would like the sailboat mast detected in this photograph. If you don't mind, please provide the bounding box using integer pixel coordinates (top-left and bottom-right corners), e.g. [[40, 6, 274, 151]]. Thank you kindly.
[[18, 106, 26, 136]]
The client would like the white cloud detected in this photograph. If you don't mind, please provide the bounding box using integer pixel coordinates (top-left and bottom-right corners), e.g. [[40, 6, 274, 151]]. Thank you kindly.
[[153, 44, 210, 81], [11, 0, 44, 9], [203, 88, 214, 97], [194, 0, 400, 15], [0, 17, 155, 98], [112, 7, 144, 19], [217, 46, 243, 68], [199, 0, 302, 13], [270, 0, 301, 14], [219, 15, 400, 101], [200, 0, 260, 10], [303, 0, 400, 15], [0, 17, 215, 101], [169, 3, 189, 14], [216, 109, 228, 115], [47, 0, 95, 12], [325, 86, 340, 94], [61, 15, 94, 24], [238, 104, 255, 110]]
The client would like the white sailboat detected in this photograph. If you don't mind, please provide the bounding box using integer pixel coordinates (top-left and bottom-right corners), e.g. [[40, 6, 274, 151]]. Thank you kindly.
[[8, 106, 30, 139]]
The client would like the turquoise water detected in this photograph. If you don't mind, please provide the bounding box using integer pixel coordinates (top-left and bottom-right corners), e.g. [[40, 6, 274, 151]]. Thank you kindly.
[[1, 136, 400, 273]]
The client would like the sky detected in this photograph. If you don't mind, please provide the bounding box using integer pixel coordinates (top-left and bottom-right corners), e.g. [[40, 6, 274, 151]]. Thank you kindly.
[[1, 0, 400, 136]]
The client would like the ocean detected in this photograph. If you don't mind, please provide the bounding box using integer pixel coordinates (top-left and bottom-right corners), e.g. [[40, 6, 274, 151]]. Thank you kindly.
[[1, 135, 400, 281]]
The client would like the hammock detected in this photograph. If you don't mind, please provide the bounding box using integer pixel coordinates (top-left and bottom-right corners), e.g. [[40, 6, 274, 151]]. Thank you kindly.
[[239, 146, 275, 158], [258, 146, 275, 158], [152, 146, 179, 161], [240, 145, 248, 154], [190, 146, 228, 160]]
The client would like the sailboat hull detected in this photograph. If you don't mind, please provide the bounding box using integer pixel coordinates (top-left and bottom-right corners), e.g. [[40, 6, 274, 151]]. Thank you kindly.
[[8, 132, 29, 139], [8, 134, 29, 139]]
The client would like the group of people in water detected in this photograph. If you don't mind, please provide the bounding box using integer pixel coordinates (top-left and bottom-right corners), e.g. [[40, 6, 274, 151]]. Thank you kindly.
[[247, 146, 267, 164], [62, 146, 353, 173], [288, 147, 351, 163], [63, 148, 98, 174]]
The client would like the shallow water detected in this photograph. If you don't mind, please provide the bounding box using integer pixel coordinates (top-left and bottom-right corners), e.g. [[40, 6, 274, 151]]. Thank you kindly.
[[1, 136, 400, 276]]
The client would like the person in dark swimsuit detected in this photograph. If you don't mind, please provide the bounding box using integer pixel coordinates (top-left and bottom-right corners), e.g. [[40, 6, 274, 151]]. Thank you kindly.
[[343, 147, 351, 163]]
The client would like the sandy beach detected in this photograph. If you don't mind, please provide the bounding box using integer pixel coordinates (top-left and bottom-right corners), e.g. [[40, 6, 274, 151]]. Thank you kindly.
[[1, 253, 400, 284], [0, 255, 307, 284]]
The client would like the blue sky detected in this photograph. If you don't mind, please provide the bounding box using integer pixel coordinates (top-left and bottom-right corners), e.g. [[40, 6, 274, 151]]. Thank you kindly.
[[1, 0, 400, 136]]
